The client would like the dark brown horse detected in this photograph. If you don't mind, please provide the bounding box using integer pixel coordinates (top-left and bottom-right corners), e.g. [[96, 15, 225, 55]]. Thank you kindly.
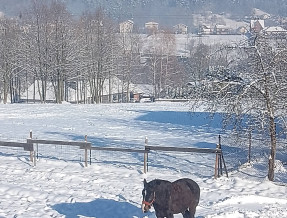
[[142, 178, 200, 218]]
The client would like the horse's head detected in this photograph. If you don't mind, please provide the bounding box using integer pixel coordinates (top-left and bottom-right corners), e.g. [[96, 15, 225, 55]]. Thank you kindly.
[[141, 179, 156, 213]]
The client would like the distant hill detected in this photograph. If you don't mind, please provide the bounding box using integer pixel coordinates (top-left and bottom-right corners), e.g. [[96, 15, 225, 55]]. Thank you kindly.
[[0, 0, 286, 29]]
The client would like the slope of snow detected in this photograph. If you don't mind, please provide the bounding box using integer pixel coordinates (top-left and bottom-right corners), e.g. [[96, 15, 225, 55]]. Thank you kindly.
[[0, 102, 286, 218]]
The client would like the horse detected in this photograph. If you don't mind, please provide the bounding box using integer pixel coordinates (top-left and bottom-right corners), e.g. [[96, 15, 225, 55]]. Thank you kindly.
[[141, 178, 200, 218]]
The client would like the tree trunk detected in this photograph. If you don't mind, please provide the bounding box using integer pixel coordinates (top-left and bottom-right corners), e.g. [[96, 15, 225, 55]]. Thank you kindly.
[[268, 117, 276, 181]]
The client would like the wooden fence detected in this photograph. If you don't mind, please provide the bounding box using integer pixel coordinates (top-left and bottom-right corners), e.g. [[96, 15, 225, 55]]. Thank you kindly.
[[0, 133, 228, 178], [0, 141, 34, 162], [144, 137, 228, 178], [26, 138, 91, 167]]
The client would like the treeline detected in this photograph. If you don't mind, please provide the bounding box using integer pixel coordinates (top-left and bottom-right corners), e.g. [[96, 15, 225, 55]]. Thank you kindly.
[[0, 0, 192, 104]]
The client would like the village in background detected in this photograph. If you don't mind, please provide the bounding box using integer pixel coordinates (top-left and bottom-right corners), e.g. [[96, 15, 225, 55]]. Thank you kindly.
[[1, 3, 287, 104]]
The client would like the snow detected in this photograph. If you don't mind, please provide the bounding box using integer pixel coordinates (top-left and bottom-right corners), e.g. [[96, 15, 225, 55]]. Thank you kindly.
[[0, 102, 286, 218]]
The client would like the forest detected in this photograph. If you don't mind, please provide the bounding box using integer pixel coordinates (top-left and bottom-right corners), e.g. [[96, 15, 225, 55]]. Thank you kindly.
[[0, 0, 223, 105]]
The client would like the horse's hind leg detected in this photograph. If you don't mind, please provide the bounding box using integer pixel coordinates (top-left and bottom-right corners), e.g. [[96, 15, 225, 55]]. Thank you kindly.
[[188, 205, 197, 218], [166, 213, 174, 218], [182, 210, 191, 218]]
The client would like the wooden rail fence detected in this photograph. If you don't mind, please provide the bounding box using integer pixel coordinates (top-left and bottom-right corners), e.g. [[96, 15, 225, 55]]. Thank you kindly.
[[144, 137, 228, 178], [0, 133, 228, 179], [0, 141, 34, 162], [26, 138, 91, 167]]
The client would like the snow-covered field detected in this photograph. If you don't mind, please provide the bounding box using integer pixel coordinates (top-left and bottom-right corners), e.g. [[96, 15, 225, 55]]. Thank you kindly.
[[0, 102, 286, 218]]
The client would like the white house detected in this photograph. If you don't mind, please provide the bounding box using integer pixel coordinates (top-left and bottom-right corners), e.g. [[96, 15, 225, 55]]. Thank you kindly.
[[173, 24, 188, 34], [145, 21, 159, 34], [199, 24, 213, 35], [214, 24, 231, 35], [119, 20, 134, 33]]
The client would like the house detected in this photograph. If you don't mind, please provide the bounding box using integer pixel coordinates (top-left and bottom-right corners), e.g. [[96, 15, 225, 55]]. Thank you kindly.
[[250, 19, 264, 33], [21, 80, 77, 103], [145, 21, 159, 35], [237, 26, 248, 34], [129, 83, 153, 102], [214, 24, 231, 35], [119, 20, 134, 33], [263, 26, 287, 34], [173, 24, 188, 34], [199, 24, 213, 35]]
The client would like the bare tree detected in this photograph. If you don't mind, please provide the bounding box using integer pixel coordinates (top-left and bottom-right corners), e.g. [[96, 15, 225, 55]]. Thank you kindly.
[[80, 9, 117, 104], [117, 30, 143, 102], [48, 0, 78, 103], [191, 32, 287, 181], [0, 17, 20, 103], [144, 29, 177, 98], [19, 0, 78, 103], [20, 0, 53, 103]]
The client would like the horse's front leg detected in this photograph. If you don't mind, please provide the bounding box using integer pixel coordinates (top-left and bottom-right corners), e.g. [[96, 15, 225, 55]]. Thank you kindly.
[[166, 212, 174, 218], [155, 210, 174, 218]]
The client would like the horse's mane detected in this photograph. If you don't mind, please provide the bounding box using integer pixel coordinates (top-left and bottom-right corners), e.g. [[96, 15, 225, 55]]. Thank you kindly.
[[149, 179, 171, 187]]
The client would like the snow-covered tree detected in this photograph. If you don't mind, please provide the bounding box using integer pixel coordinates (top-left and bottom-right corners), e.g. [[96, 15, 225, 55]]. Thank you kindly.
[[0, 17, 20, 103], [191, 32, 287, 181], [144, 29, 177, 98], [117, 29, 143, 102], [79, 9, 117, 104]]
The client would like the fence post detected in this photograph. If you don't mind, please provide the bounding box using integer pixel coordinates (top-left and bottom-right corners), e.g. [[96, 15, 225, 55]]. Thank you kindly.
[[248, 131, 251, 163], [84, 135, 88, 167], [144, 137, 149, 173], [29, 131, 35, 166], [88, 135, 92, 165], [218, 135, 223, 177], [214, 143, 219, 179], [218, 135, 228, 178]]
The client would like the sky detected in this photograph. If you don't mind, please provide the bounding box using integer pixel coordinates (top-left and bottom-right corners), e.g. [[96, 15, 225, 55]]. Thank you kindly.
[[0, 101, 286, 218]]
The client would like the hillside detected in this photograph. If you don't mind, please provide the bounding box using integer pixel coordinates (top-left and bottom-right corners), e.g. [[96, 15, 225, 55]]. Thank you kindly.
[[0, 0, 286, 26]]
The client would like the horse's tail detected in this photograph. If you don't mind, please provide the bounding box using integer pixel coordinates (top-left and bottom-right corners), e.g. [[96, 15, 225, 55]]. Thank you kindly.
[[185, 179, 200, 203], [185, 179, 200, 218]]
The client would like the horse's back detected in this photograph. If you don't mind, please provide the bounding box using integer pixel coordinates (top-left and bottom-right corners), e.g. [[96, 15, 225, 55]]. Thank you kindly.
[[173, 178, 200, 200], [177, 178, 200, 191]]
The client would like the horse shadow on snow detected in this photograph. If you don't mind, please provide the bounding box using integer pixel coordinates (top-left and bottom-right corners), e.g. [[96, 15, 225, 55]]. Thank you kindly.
[[52, 198, 143, 218]]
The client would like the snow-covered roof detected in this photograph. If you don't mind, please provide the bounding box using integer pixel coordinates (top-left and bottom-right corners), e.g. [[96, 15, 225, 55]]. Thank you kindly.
[[145, 21, 158, 25], [120, 20, 134, 25], [252, 8, 271, 18], [215, 24, 230, 29], [130, 83, 153, 95], [263, 26, 287, 32], [173, 23, 188, 28]]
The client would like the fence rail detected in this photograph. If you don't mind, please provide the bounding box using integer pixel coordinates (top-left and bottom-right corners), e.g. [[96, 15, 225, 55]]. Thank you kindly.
[[0, 141, 34, 151], [90, 147, 147, 153], [145, 145, 221, 154], [26, 139, 91, 148]]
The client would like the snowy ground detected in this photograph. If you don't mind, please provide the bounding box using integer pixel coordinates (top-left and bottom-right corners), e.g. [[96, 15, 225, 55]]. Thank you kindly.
[[0, 102, 286, 218]]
